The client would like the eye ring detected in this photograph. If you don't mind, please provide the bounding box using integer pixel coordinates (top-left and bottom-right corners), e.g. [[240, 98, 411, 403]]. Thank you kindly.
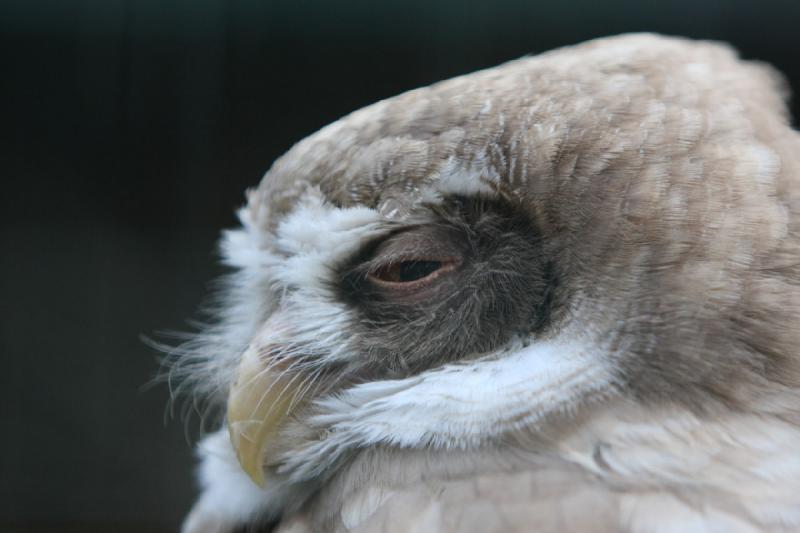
[[367, 257, 461, 290]]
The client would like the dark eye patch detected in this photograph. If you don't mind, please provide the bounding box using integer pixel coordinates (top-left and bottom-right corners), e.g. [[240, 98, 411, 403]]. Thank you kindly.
[[336, 195, 558, 376]]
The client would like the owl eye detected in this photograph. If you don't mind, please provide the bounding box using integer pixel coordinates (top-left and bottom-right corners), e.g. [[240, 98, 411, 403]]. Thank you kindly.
[[367, 258, 459, 288]]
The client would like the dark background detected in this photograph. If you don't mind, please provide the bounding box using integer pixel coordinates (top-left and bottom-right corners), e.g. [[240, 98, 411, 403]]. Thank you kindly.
[[2, 1, 799, 531]]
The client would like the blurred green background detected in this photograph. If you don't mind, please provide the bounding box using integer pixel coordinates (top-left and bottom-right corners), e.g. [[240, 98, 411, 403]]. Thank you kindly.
[[2, 1, 799, 531]]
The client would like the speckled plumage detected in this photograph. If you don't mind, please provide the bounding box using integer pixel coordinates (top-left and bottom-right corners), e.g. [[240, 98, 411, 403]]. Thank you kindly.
[[180, 34, 800, 532]]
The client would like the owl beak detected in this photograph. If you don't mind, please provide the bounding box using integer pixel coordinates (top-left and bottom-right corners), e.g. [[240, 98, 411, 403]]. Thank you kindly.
[[226, 343, 308, 487]]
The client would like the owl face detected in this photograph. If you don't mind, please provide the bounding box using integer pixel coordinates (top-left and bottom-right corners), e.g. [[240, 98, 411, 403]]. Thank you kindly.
[[224, 184, 616, 485], [178, 34, 800, 489]]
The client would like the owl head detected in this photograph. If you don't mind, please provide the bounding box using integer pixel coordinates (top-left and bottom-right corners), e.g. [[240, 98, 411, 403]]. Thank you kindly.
[[171, 34, 800, 492]]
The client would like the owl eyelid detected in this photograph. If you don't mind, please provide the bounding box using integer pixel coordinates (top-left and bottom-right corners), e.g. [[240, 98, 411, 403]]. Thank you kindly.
[[366, 256, 462, 291]]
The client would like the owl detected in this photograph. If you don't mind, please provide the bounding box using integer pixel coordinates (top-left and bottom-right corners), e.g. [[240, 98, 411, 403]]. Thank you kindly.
[[174, 34, 800, 532]]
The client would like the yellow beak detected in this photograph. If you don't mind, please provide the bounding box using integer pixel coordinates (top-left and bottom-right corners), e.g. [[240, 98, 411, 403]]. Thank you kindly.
[[226, 344, 307, 487]]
